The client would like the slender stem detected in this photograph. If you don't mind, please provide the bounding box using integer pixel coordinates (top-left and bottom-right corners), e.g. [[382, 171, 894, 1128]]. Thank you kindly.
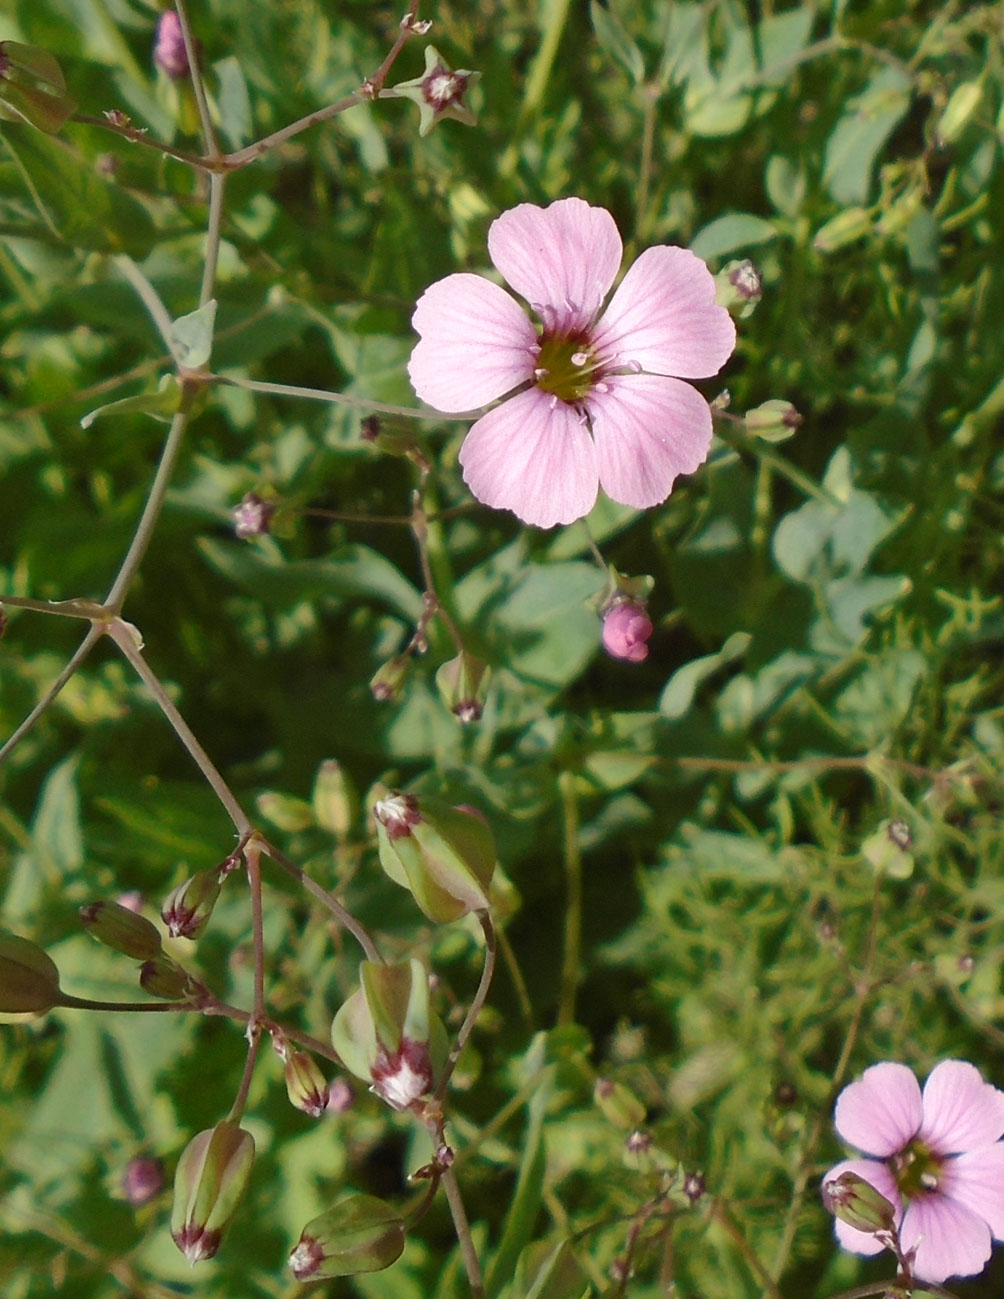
[[635, 86, 658, 242], [494, 925, 534, 1031], [114, 256, 176, 351], [0, 622, 104, 766], [435, 913, 497, 1101], [556, 770, 583, 1027], [71, 113, 210, 169], [105, 618, 252, 836], [245, 839, 267, 1022], [200, 171, 227, 306], [174, 0, 220, 159], [200, 997, 344, 1066], [227, 1025, 263, 1123], [581, 520, 609, 574], [0, 595, 106, 619], [222, 93, 365, 169], [411, 489, 465, 654], [260, 838, 382, 963], [712, 1199, 783, 1299], [303, 507, 412, 526], [212, 372, 471, 420], [104, 398, 195, 612], [440, 1165, 486, 1299]]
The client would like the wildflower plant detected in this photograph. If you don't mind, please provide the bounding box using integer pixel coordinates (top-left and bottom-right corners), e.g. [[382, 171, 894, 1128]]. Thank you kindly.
[[2, 0, 1004, 1297]]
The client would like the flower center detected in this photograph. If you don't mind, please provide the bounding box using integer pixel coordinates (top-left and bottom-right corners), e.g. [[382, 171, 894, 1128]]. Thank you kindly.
[[534, 337, 601, 403], [892, 1140, 942, 1198]]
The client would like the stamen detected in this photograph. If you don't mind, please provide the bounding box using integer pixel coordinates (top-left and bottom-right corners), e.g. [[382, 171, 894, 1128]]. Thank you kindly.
[[570, 352, 588, 366]]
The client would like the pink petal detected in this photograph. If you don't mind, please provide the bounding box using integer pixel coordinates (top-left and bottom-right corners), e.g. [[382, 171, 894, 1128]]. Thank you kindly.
[[487, 198, 622, 335], [458, 389, 599, 528], [823, 1158, 902, 1257], [588, 374, 713, 510], [592, 246, 736, 380], [920, 1060, 1004, 1153], [834, 1063, 923, 1157], [409, 273, 538, 412], [901, 1192, 993, 1284], [942, 1145, 1004, 1238]]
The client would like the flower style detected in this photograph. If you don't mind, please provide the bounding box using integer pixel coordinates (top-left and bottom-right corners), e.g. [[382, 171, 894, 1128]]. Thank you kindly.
[[408, 197, 736, 529], [823, 1060, 1004, 1283]]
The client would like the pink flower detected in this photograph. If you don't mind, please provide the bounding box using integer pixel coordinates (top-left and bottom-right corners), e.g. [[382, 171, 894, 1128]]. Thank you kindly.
[[154, 11, 189, 81], [408, 198, 735, 529], [823, 1060, 1004, 1283], [602, 601, 652, 662]]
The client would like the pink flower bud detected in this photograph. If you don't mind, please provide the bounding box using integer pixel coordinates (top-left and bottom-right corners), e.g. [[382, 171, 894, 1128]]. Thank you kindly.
[[123, 1156, 164, 1207], [601, 602, 652, 663], [232, 492, 275, 540], [154, 12, 189, 81]]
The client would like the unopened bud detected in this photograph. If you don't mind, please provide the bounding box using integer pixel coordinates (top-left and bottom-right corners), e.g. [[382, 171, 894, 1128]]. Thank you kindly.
[[171, 1122, 255, 1265], [862, 819, 915, 880], [123, 1156, 165, 1207], [682, 1171, 706, 1204], [312, 759, 356, 840], [0, 41, 77, 133], [139, 955, 192, 1000], [290, 1193, 405, 1280], [283, 1050, 330, 1118], [602, 600, 652, 663], [743, 399, 803, 443], [232, 492, 275, 540], [715, 259, 763, 318], [435, 650, 490, 722], [162, 871, 221, 940], [936, 78, 983, 147], [80, 901, 163, 960], [813, 207, 872, 253], [822, 1170, 896, 1235], [331, 958, 447, 1111], [391, 46, 480, 137], [372, 790, 496, 922], [370, 655, 411, 703], [594, 1078, 646, 1130], [0, 931, 62, 1015], [154, 11, 190, 81]]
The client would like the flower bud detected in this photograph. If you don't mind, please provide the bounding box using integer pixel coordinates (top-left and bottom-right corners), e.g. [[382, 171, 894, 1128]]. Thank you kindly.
[[139, 955, 192, 1000], [435, 651, 490, 722], [331, 958, 447, 1111], [743, 399, 803, 444], [714, 259, 763, 318], [822, 1170, 896, 1235], [162, 871, 221, 940], [391, 46, 480, 137], [594, 1078, 646, 1130], [289, 1193, 405, 1280], [862, 819, 915, 880], [123, 1156, 164, 1207], [171, 1121, 255, 1265], [232, 491, 275, 540], [372, 791, 496, 922], [370, 655, 411, 703], [283, 1049, 330, 1118], [154, 11, 189, 81], [936, 78, 983, 147], [80, 901, 163, 960], [601, 601, 652, 663], [0, 42, 77, 134], [0, 931, 62, 1015], [312, 759, 356, 840]]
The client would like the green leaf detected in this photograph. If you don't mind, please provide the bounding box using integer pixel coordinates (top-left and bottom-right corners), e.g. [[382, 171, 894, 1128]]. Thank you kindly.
[[589, 2, 645, 86], [0, 120, 156, 257], [659, 631, 752, 719], [823, 67, 912, 205], [691, 213, 779, 262], [170, 299, 217, 369], [80, 376, 183, 429]]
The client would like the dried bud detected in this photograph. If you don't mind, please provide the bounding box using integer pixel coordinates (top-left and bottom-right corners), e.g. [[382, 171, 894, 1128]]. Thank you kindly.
[[391, 46, 480, 136], [154, 11, 190, 81], [80, 900, 163, 961], [682, 1171, 706, 1204], [0, 41, 77, 134], [331, 958, 448, 1112], [594, 1078, 646, 1130], [171, 1122, 255, 1265], [0, 931, 62, 1015], [743, 399, 803, 443], [601, 601, 652, 663], [283, 1050, 330, 1118], [372, 790, 496, 922], [289, 1193, 405, 1280], [822, 1170, 896, 1235], [232, 492, 276, 540], [715, 259, 763, 318], [139, 955, 192, 1000], [162, 871, 222, 940], [123, 1156, 165, 1207], [435, 651, 490, 723]]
